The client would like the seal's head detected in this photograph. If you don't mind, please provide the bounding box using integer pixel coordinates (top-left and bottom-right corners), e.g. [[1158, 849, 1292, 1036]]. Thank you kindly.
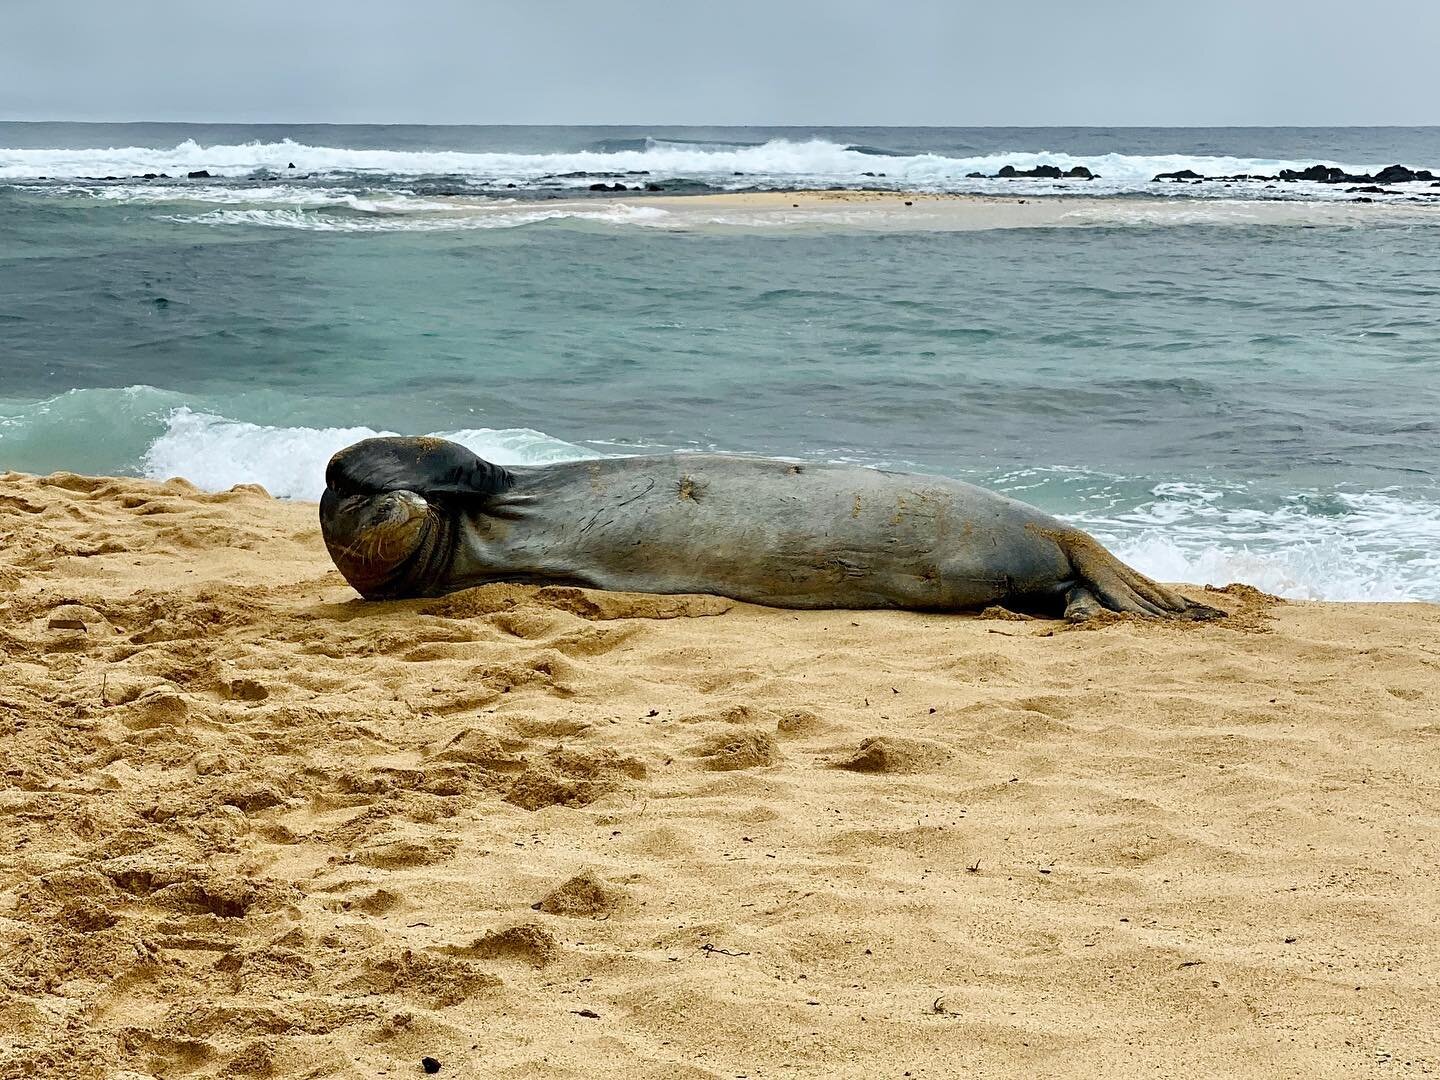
[[320, 486, 438, 598], [319, 437, 514, 600]]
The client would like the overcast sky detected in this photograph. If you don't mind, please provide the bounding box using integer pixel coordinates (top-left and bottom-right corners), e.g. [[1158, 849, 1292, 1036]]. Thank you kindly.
[[3, 0, 1438, 126]]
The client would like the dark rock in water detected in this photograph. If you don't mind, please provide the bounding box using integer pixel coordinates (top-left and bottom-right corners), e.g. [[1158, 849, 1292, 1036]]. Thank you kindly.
[[1347, 185, 1402, 195], [187, 170, 211, 179], [1374, 164, 1435, 184], [966, 171, 985, 178], [1353, 196, 1374, 203], [141, 173, 159, 179], [1064, 166, 1095, 179], [1278, 165, 1343, 182], [636, 178, 710, 193], [1278, 165, 1318, 181], [1153, 169, 1203, 181], [588, 182, 627, 192], [506, 183, 517, 188], [287, 162, 296, 169], [1266, 163, 1435, 185], [996, 164, 1064, 179]]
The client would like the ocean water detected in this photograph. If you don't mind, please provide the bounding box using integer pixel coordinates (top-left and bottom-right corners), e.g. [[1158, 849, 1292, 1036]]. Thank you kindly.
[[2, 123, 1438, 601]]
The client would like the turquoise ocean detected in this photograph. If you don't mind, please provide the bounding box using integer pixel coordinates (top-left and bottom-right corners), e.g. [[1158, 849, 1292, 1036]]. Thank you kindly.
[[2, 124, 1438, 600]]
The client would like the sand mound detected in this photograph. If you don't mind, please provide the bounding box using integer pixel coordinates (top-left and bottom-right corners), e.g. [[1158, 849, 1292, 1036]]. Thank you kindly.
[[837, 734, 952, 773], [534, 872, 626, 919], [1, 471, 1438, 1077]]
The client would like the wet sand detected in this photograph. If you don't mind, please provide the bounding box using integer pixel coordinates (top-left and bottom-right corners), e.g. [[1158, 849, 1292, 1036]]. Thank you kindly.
[[607, 189, 1440, 231]]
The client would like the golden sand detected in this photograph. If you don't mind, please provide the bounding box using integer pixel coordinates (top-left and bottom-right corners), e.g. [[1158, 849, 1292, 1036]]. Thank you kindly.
[[605, 190, 1440, 231], [2, 472, 1438, 1077]]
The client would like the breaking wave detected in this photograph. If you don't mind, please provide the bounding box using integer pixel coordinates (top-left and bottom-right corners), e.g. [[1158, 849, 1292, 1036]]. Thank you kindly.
[[1070, 480, 1440, 603], [141, 408, 601, 499], [1, 137, 1424, 192]]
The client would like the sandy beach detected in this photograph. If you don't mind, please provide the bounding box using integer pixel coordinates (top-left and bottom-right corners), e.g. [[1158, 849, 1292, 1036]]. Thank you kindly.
[[2, 471, 1437, 1077], [599, 190, 1440, 231]]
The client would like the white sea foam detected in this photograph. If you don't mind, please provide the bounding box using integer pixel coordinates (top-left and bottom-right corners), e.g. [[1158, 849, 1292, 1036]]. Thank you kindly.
[[3, 137, 1429, 194], [158, 202, 672, 232], [1071, 482, 1440, 602], [80, 183, 460, 212], [140, 407, 600, 500]]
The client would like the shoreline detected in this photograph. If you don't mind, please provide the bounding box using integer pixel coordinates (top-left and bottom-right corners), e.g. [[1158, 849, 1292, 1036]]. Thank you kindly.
[[475, 188, 1440, 231], [4, 470, 1440, 1075]]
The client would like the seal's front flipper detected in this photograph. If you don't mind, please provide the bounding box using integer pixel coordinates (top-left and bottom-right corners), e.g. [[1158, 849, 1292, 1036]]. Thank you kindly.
[[1063, 584, 1105, 622], [326, 437, 514, 502]]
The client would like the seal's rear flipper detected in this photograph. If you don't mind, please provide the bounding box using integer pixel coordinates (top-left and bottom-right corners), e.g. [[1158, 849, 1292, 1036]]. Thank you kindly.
[[326, 437, 514, 502], [1059, 530, 1223, 621]]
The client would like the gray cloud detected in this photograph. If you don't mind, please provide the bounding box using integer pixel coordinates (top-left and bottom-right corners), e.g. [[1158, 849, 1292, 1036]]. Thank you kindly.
[[3, 0, 1438, 125]]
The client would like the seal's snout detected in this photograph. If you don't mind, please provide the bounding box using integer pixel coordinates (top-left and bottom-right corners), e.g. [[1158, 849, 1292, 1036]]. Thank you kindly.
[[357, 489, 430, 534], [374, 489, 429, 525]]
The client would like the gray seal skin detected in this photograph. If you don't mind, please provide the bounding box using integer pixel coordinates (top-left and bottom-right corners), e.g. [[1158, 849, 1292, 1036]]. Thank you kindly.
[[320, 436, 1220, 621]]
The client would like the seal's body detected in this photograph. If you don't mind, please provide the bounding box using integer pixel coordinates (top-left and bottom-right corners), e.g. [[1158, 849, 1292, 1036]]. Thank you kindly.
[[320, 437, 1218, 621]]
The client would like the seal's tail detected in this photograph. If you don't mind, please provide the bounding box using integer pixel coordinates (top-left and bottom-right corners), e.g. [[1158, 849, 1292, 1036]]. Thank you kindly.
[[1058, 529, 1223, 621]]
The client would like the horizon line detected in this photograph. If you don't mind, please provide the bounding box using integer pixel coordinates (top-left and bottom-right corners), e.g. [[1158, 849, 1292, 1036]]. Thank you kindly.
[[4, 119, 1440, 130]]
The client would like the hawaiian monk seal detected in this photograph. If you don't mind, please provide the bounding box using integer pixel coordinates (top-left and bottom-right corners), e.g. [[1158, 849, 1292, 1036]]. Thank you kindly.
[[320, 436, 1220, 621]]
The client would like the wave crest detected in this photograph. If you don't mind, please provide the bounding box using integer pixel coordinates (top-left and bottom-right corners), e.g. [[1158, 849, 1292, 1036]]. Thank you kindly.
[[0, 136, 1412, 187], [142, 408, 601, 500]]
